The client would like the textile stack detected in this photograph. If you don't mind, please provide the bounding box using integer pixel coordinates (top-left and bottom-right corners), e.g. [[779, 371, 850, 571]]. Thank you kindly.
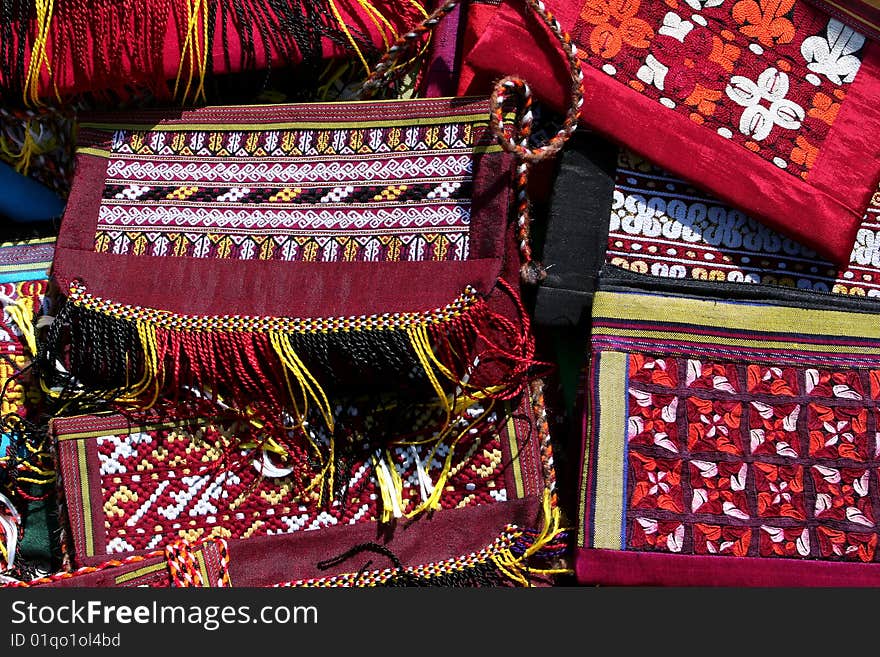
[[0, 0, 878, 592]]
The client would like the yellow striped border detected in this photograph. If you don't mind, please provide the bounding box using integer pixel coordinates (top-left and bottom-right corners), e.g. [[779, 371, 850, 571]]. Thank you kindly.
[[77, 440, 95, 557], [593, 291, 880, 345], [589, 351, 628, 551], [114, 562, 165, 585]]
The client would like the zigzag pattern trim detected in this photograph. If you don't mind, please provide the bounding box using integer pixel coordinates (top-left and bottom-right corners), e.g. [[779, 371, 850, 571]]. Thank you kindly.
[[66, 281, 480, 334]]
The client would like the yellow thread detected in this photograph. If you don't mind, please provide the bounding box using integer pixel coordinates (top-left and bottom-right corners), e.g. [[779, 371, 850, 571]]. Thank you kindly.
[[488, 491, 573, 586], [357, 0, 396, 49], [173, 0, 207, 104], [406, 401, 495, 518], [406, 323, 453, 427], [372, 451, 403, 523], [23, 0, 57, 106], [2, 299, 38, 357], [327, 0, 371, 76], [269, 331, 334, 432]]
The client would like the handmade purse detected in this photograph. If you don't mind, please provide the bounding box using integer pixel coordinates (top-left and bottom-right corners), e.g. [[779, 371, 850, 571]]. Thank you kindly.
[[50, 390, 551, 569], [36, 0, 583, 542], [575, 264, 880, 586], [460, 0, 880, 266]]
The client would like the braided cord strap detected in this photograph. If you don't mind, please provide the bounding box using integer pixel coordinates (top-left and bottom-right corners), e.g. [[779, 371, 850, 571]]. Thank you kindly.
[[490, 0, 585, 283], [359, 0, 585, 283], [357, 1, 461, 99]]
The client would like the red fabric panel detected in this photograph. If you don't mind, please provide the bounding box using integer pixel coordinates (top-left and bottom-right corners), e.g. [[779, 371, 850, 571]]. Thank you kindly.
[[228, 498, 540, 585], [460, 0, 880, 265], [457, 0, 503, 94], [577, 547, 880, 586]]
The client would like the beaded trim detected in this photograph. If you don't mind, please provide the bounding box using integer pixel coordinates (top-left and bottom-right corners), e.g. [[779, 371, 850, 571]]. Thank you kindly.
[[66, 281, 481, 334]]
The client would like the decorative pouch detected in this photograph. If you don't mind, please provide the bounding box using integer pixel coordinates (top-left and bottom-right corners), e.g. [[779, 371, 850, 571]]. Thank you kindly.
[[37, 0, 583, 501], [43, 373, 564, 586], [577, 266, 880, 585], [51, 385, 555, 572], [607, 148, 880, 296], [460, 0, 880, 265]]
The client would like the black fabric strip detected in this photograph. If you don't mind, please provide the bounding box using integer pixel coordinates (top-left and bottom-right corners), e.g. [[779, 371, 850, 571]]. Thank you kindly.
[[534, 131, 617, 328], [599, 264, 880, 315]]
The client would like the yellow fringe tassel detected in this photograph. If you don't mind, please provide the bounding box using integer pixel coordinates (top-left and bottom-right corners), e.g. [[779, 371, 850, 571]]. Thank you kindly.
[[269, 331, 335, 434], [23, 0, 57, 107], [372, 450, 405, 523], [491, 490, 573, 587], [173, 0, 208, 105], [1, 296, 38, 358]]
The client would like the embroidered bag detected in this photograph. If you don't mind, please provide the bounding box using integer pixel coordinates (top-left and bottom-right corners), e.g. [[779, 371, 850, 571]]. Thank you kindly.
[[460, 0, 880, 266], [577, 265, 880, 586], [38, 0, 583, 511], [51, 388, 555, 573]]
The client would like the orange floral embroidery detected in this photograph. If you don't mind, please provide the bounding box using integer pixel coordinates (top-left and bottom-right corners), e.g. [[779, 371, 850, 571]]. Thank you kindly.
[[685, 84, 723, 116], [791, 135, 818, 170], [732, 0, 796, 47], [581, 0, 653, 59], [708, 36, 741, 72], [808, 92, 840, 125]]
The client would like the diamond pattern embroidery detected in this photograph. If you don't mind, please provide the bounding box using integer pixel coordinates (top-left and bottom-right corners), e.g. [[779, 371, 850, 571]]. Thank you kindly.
[[625, 355, 880, 562]]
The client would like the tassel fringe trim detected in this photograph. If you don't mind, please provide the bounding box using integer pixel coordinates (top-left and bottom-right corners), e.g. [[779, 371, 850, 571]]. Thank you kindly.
[[41, 280, 541, 460]]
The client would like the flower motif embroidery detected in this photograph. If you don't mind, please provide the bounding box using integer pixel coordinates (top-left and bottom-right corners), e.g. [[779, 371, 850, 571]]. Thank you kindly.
[[628, 392, 680, 454], [648, 470, 670, 494], [629, 518, 685, 553], [580, 0, 653, 59], [732, 0, 795, 47], [746, 365, 798, 395], [685, 360, 738, 391], [811, 466, 874, 527], [754, 462, 805, 519], [749, 402, 800, 458], [690, 460, 750, 518], [816, 527, 876, 562], [726, 67, 805, 141], [805, 369, 864, 399], [687, 397, 743, 455], [760, 525, 811, 557], [808, 92, 840, 125], [801, 19, 865, 85], [629, 453, 684, 513], [629, 354, 678, 387], [694, 523, 751, 556], [642, 16, 741, 114], [808, 404, 869, 461]]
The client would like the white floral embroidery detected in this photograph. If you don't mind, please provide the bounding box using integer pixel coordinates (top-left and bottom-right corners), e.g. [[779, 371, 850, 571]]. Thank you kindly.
[[658, 11, 694, 41], [851, 228, 880, 268], [726, 67, 805, 141], [636, 54, 669, 90], [801, 19, 864, 85]]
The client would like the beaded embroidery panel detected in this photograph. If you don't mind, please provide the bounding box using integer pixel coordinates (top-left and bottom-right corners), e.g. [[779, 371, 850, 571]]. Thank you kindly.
[[55, 396, 542, 564]]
